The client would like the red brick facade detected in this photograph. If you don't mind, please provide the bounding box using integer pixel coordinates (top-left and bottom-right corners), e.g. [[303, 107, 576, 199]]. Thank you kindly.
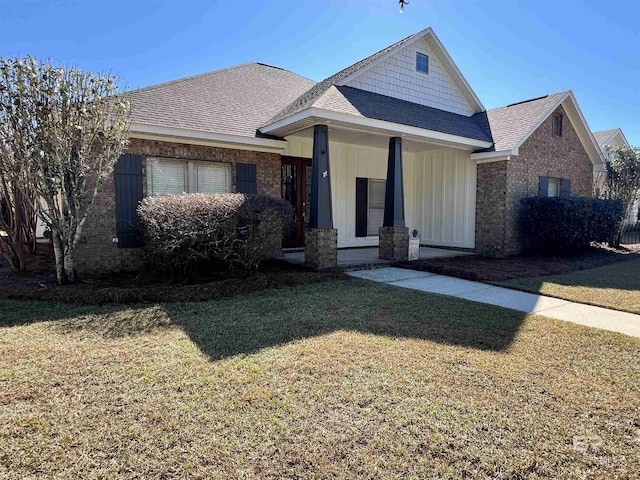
[[476, 105, 595, 256], [75, 139, 282, 273]]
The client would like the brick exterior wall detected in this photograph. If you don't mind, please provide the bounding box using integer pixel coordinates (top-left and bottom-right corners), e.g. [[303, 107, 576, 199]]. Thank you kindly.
[[476, 161, 508, 256], [75, 139, 282, 274], [476, 105, 595, 256]]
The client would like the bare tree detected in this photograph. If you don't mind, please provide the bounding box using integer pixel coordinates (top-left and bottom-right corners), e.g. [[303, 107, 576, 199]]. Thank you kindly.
[[0, 58, 39, 272], [603, 145, 640, 243], [0, 56, 130, 283]]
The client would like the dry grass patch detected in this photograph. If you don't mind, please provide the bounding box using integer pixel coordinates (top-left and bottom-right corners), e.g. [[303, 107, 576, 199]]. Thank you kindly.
[[1, 280, 639, 479], [495, 258, 640, 314]]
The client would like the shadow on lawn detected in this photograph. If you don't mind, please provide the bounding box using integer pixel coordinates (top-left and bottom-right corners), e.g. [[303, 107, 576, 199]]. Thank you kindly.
[[0, 280, 529, 357], [164, 280, 528, 358]]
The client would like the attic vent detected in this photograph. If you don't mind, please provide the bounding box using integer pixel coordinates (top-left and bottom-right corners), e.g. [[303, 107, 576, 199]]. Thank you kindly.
[[553, 114, 563, 136], [416, 52, 429, 74], [506, 95, 549, 108]]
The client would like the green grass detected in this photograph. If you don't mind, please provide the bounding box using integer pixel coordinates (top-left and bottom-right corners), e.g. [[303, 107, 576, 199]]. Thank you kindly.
[[1, 280, 639, 478], [494, 258, 640, 314]]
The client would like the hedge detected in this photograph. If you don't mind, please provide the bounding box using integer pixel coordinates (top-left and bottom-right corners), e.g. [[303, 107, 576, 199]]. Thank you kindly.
[[518, 197, 624, 253], [138, 193, 293, 278]]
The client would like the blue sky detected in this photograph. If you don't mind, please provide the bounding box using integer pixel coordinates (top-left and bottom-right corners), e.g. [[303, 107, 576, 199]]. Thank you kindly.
[[1, 0, 638, 144]]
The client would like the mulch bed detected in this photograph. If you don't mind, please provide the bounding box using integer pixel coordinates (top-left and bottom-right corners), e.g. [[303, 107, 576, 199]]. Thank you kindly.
[[0, 249, 349, 304], [393, 244, 640, 282]]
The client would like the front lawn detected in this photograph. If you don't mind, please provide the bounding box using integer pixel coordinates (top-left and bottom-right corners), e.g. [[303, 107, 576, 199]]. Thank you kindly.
[[495, 258, 640, 314], [394, 245, 640, 282], [1, 280, 638, 478]]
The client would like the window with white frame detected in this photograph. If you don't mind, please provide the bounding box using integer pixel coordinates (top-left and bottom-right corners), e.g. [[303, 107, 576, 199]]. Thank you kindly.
[[416, 52, 429, 74], [368, 179, 386, 236], [547, 177, 562, 197], [146, 157, 232, 196]]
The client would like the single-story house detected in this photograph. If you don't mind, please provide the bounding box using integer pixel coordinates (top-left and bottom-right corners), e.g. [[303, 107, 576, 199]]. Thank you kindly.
[[74, 27, 605, 272], [593, 128, 637, 224]]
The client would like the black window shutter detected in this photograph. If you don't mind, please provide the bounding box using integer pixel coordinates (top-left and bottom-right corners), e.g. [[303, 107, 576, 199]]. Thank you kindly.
[[562, 178, 572, 198], [538, 176, 549, 197], [114, 154, 144, 248], [355, 178, 368, 238], [236, 163, 257, 194]]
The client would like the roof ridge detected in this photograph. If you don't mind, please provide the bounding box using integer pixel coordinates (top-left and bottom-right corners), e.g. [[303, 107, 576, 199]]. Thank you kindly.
[[130, 62, 313, 95], [130, 63, 253, 94], [488, 90, 570, 112]]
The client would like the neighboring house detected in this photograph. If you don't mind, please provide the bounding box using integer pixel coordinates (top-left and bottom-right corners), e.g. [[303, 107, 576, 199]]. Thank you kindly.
[[75, 27, 605, 272], [593, 128, 637, 224]]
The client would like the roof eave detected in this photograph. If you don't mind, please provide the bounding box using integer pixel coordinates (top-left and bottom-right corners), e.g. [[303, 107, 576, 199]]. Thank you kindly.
[[129, 122, 288, 153], [470, 149, 516, 162], [561, 92, 606, 167], [260, 107, 493, 150]]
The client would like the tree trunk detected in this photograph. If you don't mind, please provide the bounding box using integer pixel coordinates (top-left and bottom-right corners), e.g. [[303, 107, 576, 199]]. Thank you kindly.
[[52, 229, 68, 284], [63, 245, 77, 284]]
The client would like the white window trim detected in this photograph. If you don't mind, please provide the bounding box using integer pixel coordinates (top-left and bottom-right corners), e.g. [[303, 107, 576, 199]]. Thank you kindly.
[[146, 156, 232, 196], [416, 51, 429, 75]]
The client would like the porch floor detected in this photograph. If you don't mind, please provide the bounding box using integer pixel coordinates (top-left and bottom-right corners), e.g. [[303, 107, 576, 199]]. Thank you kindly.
[[282, 246, 474, 271]]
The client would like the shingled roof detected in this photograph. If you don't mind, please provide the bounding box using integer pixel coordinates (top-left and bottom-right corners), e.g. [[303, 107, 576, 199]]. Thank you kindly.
[[127, 63, 316, 138], [592, 128, 620, 147], [484, 91, 569, 152], [309, 86, 492, 142]]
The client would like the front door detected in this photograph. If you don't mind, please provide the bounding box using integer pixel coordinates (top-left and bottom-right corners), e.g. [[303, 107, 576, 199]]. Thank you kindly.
[[281, 156, 311, 247]]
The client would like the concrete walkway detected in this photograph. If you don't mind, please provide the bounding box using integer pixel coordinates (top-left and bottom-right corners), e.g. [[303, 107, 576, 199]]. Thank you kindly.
[[348, 267, 640, 338]]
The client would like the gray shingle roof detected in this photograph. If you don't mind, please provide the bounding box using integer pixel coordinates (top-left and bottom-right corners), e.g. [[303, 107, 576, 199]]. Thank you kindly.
[[127, 63, 316, 138], [313, 86, 492, 142], [592, 129, 619, 147], [267, 32, 421, 125], [484, 92, 569, 151]]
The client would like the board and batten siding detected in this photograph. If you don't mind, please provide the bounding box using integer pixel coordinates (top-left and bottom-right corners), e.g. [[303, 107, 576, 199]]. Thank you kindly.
[[284, 136, 476, 249], [411, 149, 476, 248]]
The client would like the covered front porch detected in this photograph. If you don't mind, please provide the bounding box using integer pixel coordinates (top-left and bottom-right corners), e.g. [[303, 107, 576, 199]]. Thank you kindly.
[[264, 105, 492, 270], [283, 246, 473, 271]]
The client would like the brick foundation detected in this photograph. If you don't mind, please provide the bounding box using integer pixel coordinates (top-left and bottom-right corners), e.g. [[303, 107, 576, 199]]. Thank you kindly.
[[305, 228, 337, 270], [75, 139, 282, 274], [379, 226, 409, 261], [476, 105, 595, 256]]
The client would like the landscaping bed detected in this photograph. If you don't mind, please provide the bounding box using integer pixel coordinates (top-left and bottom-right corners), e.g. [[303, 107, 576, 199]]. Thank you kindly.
[[394, 245, 640, 282], [0, 255, 348, 305]]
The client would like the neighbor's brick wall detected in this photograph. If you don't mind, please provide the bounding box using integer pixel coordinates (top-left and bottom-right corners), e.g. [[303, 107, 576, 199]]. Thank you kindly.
[[475, 105, 594, 256], [75, 139, 282, 274], [475, 161, 508, 256]]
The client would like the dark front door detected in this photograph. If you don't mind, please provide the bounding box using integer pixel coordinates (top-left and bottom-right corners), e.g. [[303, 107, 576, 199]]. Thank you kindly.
[[281, 156, 311, 247]]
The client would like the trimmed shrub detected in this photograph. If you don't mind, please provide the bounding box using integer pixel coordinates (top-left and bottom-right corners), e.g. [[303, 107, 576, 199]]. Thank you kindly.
[[518, 197, 624, 253], [138, 193, 293, 278]]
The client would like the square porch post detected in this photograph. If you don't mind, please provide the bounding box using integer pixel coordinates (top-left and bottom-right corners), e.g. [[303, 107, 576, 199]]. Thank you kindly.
[[379, 136, 409, 261], [305, 124, 337, 270]]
